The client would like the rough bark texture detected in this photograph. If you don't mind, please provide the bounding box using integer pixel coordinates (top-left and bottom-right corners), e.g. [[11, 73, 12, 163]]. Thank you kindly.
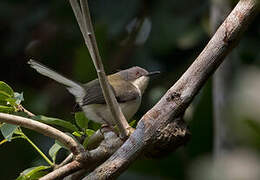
[[143, 117, 190, 158]]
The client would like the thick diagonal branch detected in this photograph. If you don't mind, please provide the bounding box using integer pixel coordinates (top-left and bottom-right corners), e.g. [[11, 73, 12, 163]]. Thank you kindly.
[[84, 0, 259, 179]]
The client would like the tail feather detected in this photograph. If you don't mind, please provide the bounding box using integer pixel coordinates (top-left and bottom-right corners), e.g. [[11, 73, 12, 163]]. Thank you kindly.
[[28, 59, 85, 104]]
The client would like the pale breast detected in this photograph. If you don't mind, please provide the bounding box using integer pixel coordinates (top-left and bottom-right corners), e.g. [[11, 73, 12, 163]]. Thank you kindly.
[[82, 97, 141, 125]]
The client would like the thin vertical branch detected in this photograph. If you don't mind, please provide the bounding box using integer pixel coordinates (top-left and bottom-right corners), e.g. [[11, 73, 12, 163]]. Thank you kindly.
[[69, 0, 85, 35], [69, 0, 131, 139]]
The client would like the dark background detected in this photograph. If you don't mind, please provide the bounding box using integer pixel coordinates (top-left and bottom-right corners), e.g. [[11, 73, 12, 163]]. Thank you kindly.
[[0, 0, 260, 179]]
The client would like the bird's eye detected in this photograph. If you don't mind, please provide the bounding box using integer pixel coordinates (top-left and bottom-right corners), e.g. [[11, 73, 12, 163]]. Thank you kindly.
[[136, 71, 140, 76]]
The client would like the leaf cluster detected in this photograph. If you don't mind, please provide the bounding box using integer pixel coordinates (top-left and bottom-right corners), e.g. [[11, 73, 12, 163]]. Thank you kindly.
[[0, 81, 101, 179]]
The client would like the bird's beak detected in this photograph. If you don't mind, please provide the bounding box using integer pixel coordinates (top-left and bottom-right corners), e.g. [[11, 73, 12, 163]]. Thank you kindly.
[[146, 71, 160, 77]]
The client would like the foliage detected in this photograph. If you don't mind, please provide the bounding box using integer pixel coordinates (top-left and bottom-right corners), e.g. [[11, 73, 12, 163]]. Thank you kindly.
[[0, 81, 22, 113], [0, 79, 140, 179], [0, 81, 101, 179], [16, 166, 50, 180]]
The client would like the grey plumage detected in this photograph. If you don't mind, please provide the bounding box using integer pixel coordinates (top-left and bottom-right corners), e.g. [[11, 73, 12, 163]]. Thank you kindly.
[[82, 78, 139, 105], [28, 60, 140, 106], [28, 59, 151, 125]]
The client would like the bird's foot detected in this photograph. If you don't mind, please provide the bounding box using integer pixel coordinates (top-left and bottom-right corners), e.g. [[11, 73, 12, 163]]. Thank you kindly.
[[100, 124, 115, 135]]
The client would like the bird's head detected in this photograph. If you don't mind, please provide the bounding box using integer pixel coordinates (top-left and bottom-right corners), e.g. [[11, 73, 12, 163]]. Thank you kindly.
[[117, 66, 160, 94]]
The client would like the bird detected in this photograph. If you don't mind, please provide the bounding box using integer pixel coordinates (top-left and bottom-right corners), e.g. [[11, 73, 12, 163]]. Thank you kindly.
[[28, 59, 159, 126]]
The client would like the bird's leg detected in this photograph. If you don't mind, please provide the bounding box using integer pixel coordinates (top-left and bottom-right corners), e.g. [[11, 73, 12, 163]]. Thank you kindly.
[[100, 124, 114, 135], [96, 112, 122, 138]]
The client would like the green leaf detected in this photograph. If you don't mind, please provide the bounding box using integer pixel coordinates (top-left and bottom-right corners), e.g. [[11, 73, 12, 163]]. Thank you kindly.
[[33, 115, 79, 132], [0, 90, 11, 101], [0, 123, 18, 141], [129, 120, 136, 127], [49, 142, 63, 163], [72, 131, 82, 137], [88, 121, 101, 131], [0, 100, 7, 106], [3, 92, 24, 108], [16, 166, 50, 180], [85, 129, 95, 137], [0, 105, 15, 113], [14, 92, 24, 105], [13, 127, 24, 136], [75, 112, 88, 129], [83, 136, 90, 148], [0, 81, 14, 98], [5, 97, 17, 107], [55, 140, 67, 150], [83, 129, 96, 148]]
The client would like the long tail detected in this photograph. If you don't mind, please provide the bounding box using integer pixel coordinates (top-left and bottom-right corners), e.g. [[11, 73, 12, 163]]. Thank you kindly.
[[28, 59, 85, 104]]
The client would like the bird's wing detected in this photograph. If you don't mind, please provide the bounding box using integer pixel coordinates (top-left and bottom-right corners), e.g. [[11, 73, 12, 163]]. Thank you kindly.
[[82, 78, 140, 105], [82, 79, 107, 105]]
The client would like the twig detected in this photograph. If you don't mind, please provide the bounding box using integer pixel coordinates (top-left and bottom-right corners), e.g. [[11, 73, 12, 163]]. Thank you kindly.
[[85, 129, 104, 150], [0, 113, 85, 156], [84, 0, 259, 179], [17, 105, 35, 117], [88, 131, 123, 162], [54, 129, 104, 170], [64, 169, 87, 180], [78, 131, 123, 176], [69, 0, 85, 34], [69, 0, 131, 139], [40, 160, 82, 180], [55, 129, 104, 170], [55, 153, 73, 170], [44, 130, 122, 180]]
